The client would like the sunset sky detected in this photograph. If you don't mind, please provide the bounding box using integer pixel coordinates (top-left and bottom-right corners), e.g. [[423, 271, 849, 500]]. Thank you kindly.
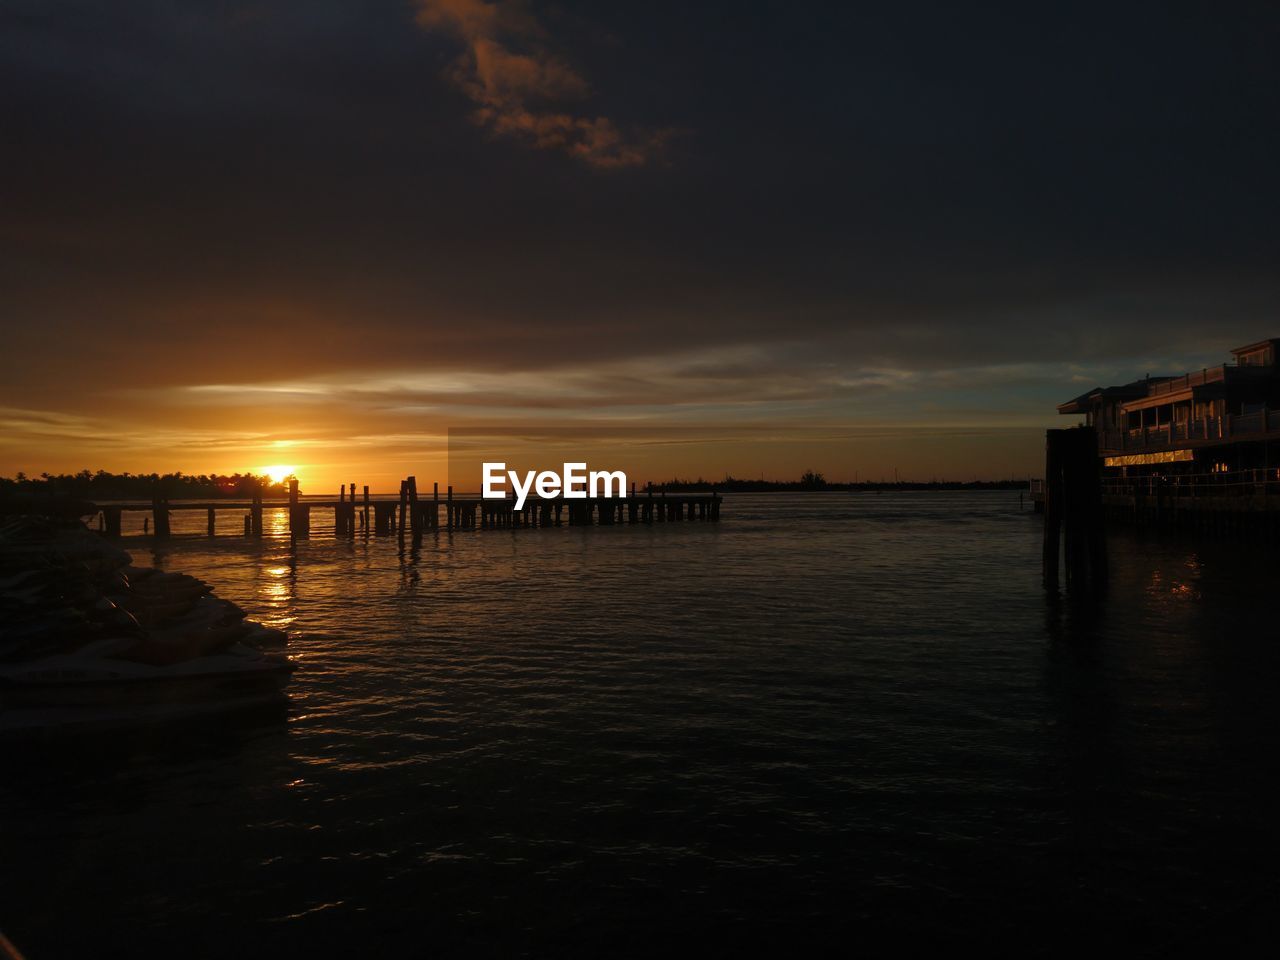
[[4, 1, 1279, 490]]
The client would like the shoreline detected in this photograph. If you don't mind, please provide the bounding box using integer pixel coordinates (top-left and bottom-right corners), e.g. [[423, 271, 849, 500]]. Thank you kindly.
[[1, 503, 295, 734]]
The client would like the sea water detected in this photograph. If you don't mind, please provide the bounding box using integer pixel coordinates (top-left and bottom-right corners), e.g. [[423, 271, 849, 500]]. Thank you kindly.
[[3, 492, 1278, 956]]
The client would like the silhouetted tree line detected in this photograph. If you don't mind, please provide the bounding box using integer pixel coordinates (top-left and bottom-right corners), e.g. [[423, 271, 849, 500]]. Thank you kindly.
[[655, 472, 1030, 492], [0, 470, 296, 500]]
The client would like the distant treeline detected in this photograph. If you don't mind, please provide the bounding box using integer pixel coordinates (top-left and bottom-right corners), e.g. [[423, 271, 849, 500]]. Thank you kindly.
[[656, 472, 1030, 492], [0, 470, 294, 500]]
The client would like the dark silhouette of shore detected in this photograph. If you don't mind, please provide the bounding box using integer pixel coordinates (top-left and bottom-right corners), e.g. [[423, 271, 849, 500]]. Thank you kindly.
[[657, 475, 1030, 493], [0, 470, 293, 501]]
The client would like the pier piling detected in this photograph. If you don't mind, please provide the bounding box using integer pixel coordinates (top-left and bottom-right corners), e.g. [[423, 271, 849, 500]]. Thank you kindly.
[[151, 482, 171, 540], [286, 479, 309, 538], [408, 476, 422, 538], [251, 482, 264, 538], [1044, 426, 1107, 592], [397, 480, 408, 538]]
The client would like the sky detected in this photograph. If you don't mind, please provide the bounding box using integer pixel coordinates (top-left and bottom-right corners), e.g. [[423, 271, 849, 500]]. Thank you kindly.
[[3, 0, 1279, 490]]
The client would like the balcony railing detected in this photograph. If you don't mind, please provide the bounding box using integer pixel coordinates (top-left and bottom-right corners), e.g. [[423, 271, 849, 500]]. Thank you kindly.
[[1142, 362, 1272, 399], [1097, 409, 1280, 453], [1146, 364, 1227, 396], [1101, 468, 1280, 499]]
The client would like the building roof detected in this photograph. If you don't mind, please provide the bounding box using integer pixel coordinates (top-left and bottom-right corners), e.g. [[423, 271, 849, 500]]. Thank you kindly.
[[1056, 378, 1164, 415], [1059, 337, 1280, 414], [1230, 337, 1280, 357], [1120, 383, 1216, 413]]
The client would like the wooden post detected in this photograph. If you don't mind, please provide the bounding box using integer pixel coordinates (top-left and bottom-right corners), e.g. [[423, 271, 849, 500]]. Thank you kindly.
[[1062, 431, 1087, 586], [103, 506, 122, 538], [1080, 428, 1108, 586], [151, 483, 171, 540], [447, 485, 454, 531], [1043, 430, 1063, 589], [344, 496, 355, 538], [408, 476, 421, 536], [286, 478, 298, 539], [398, 479, 408, 536], [363, 485, 370, 534], [207, 507, 216, 537], [254, 483, 267, 537], [338, 483, 350, 536], [1045, 426, 1106, 592]]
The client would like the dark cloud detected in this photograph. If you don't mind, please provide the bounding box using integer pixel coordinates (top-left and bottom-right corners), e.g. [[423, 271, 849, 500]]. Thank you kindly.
[[2, 0, 1279, 481]]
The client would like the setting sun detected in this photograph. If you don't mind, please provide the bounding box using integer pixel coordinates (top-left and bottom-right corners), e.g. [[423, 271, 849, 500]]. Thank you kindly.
[[261, 465, 296, 484]]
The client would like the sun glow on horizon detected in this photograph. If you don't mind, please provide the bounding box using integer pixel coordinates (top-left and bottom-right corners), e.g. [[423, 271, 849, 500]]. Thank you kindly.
[[261, 464, 297, 484]]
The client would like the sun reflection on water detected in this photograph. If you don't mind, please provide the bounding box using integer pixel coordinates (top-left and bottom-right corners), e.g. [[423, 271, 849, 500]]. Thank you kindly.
[[257, 559, 297, 630]]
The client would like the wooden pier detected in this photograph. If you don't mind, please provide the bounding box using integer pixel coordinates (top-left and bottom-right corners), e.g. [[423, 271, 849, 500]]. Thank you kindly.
[[1099, 471, 1280, 539], [96, 479, 722, 540]]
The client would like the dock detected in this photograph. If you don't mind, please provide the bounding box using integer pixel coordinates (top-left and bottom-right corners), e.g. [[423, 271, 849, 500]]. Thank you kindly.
[[95, 478, 722, 540], [1098, 470, 1280, 537]]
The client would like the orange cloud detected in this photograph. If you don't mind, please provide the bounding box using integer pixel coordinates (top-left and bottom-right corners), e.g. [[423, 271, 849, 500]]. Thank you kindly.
[[416, 0, 669, 168]]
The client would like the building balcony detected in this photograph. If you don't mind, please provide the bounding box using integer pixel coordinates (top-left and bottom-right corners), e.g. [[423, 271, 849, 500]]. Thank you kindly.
[[1097, 409, 1280, 455]]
